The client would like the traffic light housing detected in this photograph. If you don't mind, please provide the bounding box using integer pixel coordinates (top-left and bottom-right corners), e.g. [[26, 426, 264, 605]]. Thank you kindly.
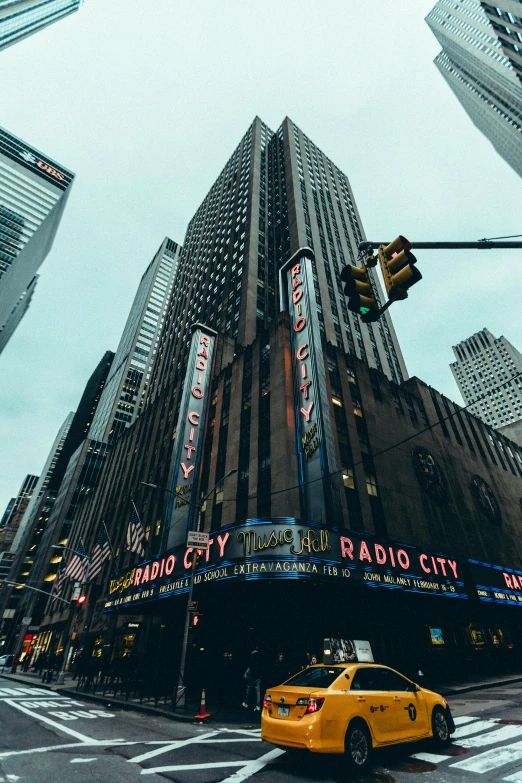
[[378, 236, 422, 300], [340, 264, 380, 323], [189, 612, 202, 628]]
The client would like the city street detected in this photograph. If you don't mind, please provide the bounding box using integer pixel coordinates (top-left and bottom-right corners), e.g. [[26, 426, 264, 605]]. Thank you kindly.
[[3, 678, 522, 782]]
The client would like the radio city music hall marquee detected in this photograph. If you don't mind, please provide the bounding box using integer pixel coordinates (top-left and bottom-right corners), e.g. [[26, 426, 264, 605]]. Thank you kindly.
[[104, 519, 469, 611]]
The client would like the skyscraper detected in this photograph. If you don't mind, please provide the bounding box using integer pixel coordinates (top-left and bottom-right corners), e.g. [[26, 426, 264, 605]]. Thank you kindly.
[[426, 0, 522, 178], [89, 238, 181, 445], [481, 2, 522, 84], [31, 117, 522, 682], [0, 0, 80, 52], [0, 126, 74, 354], [450, 328, 522, 431], [9, 411, 74, 554], [0, 473, 38, 553]]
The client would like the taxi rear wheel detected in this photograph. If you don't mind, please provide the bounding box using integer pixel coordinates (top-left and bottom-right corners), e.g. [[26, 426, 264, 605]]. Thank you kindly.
[[344, 720, 372, 771], [432, 706, 450, 745]]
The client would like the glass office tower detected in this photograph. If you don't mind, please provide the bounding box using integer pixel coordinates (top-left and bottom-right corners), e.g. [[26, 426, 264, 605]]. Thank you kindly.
[[0, 0, 80, 52], [426, 0, 522, 178], [0, 126, 74, 353]]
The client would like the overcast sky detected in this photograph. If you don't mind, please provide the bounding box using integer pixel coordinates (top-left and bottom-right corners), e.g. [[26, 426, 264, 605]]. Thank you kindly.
[[0, 0, 521, 514]]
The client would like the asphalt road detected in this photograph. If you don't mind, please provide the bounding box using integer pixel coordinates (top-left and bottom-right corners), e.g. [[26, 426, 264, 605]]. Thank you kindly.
[[3, 678, 522, 782]]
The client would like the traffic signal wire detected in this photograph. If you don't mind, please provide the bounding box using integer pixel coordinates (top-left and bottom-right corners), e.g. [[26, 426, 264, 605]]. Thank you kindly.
[[217, 367, 522, 508]]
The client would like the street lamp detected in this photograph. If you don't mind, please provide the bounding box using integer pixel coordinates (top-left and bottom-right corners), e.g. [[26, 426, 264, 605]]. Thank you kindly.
[[142, 468, 237, 708]]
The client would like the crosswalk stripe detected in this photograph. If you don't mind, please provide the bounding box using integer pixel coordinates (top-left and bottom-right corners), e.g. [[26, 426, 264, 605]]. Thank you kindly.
[[460, 725, 522, 748], [411, 751, 451, 763], [453, 715, 479, 726], [503, 772, 522, 781], [452, 719, 498, 739], [451, 739, 522, 773]]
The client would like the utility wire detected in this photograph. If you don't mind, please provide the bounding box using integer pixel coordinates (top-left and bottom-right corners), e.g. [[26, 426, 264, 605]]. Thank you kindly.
[[478, 234, 522, 241], [217, 367, 522, 507]]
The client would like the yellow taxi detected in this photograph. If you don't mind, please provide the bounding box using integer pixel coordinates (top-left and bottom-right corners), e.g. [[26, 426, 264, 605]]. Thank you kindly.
[[261, 663, 455, 771]]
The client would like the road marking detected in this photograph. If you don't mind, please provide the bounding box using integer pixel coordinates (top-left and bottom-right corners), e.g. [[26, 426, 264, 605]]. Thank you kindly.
[[452, 719, 499, 739], [454, 715, 479, 726], [0, 740, 127, 759], [503, 772, 522, 781], [220, 748, 285, 783], [197, 738, 262, 743], [460, 725, 522, 748], [141, 761, 248, 774], [451, 739, 522, 773], [70, 758, 97, 763], [130, 730, 222, 764], [411, 751, 452, 763], [3, 699, 96, 743]]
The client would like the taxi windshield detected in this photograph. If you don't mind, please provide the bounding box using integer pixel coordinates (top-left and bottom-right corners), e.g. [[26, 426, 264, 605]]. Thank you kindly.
[[283, 666, 344, 688]]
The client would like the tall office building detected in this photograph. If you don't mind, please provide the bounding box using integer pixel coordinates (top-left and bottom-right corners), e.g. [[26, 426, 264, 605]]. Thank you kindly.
[[0, 474, 38, 553], [150, 116, 406, 403], [0, 0, 80, 52], [0, 126, 74, 354], [451, 328, 522, 432], [481, 2, 522, 84], [10, 411, 74, 554], [31, 117, 522, 680], [426, 0, 522, 178], [89, 238, 181, 445]]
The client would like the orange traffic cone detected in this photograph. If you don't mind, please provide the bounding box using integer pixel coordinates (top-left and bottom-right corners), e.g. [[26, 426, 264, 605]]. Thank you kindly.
[[194, 687, 211, 720]]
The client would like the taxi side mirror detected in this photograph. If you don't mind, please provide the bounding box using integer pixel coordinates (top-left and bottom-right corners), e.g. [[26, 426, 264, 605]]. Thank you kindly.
[[409, 683, 420, 692]]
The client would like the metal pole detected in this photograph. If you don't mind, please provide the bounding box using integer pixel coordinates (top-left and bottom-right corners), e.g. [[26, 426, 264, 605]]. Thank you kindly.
[[175, 504, 201, 709], [363, 241, 522, 250]]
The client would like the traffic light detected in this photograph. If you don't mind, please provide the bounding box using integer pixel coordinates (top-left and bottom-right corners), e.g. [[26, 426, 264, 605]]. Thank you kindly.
[[340, 264, 380, 323], [77, 595, 86, 607], [377, 236, 422, 300], [190, 612, 202, 628]]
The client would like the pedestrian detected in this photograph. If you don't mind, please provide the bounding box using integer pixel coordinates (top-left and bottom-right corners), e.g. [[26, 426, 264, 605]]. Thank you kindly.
[[39, 652, 49, 681], [271, 652, 290, 686], [302, 652, 312, 669], [242, 648, 262, 711], [44, 651, 56, 683], [310, 654, 318, 665]]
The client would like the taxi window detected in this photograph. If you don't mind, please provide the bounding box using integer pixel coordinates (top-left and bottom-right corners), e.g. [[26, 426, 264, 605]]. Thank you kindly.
[[284, 667, 344, 688], [379, 668, 415, 692], [351, 667, 388, 691]]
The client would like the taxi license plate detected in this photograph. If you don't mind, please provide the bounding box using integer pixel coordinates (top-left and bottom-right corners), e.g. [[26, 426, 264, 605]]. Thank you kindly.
[[278, 706, 290, 716]]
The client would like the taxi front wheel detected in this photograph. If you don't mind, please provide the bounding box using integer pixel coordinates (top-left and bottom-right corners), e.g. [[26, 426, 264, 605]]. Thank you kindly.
[[344, 720, 372, 771], [432, 706, 450, 746]]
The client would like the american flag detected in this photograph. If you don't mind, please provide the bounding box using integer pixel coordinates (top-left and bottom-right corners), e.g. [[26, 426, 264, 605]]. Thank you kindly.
[[87, 526, 111, 581], [125, 502, 145, 556], [51, 558, 67, 604], [64, 544, 88, 583]]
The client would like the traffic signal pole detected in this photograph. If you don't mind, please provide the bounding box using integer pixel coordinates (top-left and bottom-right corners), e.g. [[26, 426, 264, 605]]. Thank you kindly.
[[362, 241, 522, 250]]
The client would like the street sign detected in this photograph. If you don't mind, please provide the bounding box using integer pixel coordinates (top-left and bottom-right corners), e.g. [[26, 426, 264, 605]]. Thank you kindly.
[[187, 531, 209, 550], [21, 616, 32, 626], [187, 601, 198, 611]]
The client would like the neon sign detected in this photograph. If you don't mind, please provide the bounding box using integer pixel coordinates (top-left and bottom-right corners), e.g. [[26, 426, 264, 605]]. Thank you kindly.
[[282, 249, 339, 525], [165, 324, 217, 549], [468, 559, 522, 606], [104, 519, 467, 611]]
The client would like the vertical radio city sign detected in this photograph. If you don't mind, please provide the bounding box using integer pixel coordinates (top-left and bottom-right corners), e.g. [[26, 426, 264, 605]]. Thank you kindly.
[[165, 324, 217, 549], [280, 248, 339, 525]]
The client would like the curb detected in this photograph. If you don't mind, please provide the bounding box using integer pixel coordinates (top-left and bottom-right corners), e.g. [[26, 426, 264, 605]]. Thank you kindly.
[[440, 676, 522, 697], [0, 673, 213, 724]]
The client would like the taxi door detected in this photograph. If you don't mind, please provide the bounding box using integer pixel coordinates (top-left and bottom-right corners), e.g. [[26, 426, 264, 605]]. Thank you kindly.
[[380, 668, 430, 740], [349, 667, 398, 744]]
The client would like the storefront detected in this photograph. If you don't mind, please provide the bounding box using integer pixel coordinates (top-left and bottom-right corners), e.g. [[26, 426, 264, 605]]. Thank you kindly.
[[102, 518, 522, 696]]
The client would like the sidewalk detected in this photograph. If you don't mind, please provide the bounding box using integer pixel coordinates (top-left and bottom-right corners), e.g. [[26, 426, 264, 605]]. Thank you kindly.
[[0, 668, 260, 726], [2, 667, 522, 724]]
